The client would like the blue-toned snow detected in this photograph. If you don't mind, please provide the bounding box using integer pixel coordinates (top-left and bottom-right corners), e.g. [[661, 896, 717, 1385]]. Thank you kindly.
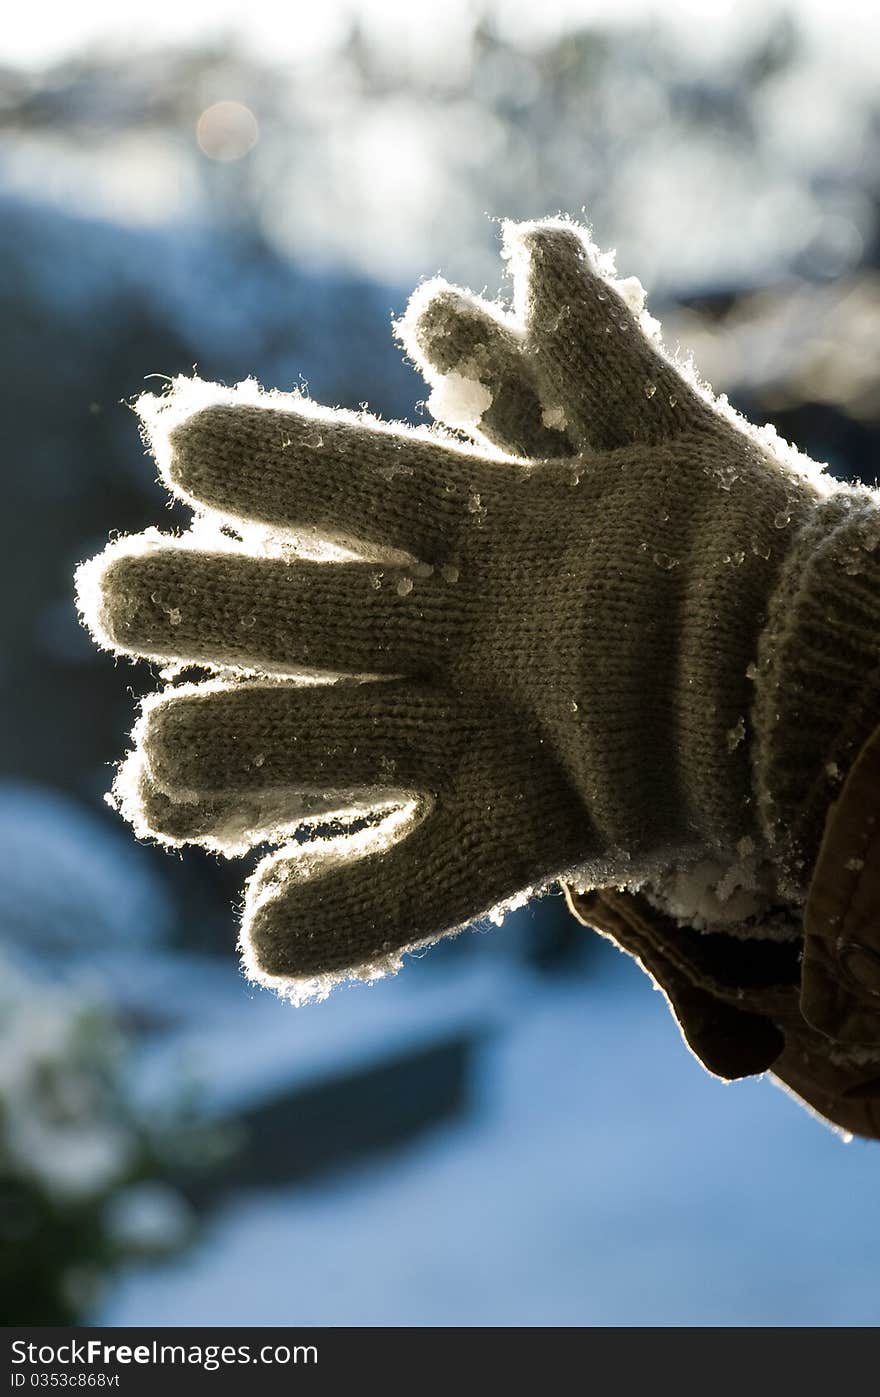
[[100, 940, 880, 1327]]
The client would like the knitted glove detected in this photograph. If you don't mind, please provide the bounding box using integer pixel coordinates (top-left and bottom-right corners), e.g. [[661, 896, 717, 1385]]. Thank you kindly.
[[76, 218, 880, 1000]]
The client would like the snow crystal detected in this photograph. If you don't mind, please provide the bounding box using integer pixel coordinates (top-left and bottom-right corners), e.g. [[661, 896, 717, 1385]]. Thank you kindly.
[[726, 716, 747, 752], [467, 493, 487, 524]]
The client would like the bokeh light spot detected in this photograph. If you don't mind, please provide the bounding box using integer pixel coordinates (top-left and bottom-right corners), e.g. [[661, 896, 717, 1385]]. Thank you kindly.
[[196, 101, 259, 162]]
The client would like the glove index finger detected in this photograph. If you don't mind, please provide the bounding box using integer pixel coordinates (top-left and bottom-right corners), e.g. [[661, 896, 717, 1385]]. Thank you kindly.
[[504, 218, 714, 451], [142, 382, 512, 561], [398, 280, 574, 461]]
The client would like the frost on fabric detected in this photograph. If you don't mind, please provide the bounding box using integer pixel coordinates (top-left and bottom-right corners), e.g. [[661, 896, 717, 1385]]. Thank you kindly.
[[502, 214, 837, 502], [238, 802, 428, 1005], [502, 214, 654, 335], [563, 837, 797, 941], [238, 804, 557, 1006], [395, 276, 531, 445], [110, 681, 423, 859], [136, 371, 508, 547], [75, 525, 402, 682], [74, 525, 247, 663], [639, 851, 799, 941], [75, 525, 346, 676]]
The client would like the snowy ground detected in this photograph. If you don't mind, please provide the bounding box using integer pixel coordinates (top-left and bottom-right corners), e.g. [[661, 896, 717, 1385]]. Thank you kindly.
[[99, 943, 880, 1327]]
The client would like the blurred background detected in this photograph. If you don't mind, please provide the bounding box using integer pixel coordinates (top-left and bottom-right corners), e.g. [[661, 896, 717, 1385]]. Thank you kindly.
[[2, 0, 880, 1327]]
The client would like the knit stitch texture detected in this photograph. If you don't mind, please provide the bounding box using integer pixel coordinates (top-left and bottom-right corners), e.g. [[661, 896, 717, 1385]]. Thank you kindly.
[[75, 217, 880, 1000]]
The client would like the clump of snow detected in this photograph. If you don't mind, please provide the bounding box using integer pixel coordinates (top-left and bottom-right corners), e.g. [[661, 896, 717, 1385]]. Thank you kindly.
[[396, 276, 533, 446], [541, 404, 567, 430], [615, 275, 647, 315], [648, 858, 766, 929], [639, 851, 798, 940], [427, 372, 493, 433], [483, 885, 533, 928]]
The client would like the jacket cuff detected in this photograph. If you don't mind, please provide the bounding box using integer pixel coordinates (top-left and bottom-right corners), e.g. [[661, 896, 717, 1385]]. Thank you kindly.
[[752, 487, 880, 896]]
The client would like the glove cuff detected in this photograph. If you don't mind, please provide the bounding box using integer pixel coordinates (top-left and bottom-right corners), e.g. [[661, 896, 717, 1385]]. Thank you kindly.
[[753, 487, 880, 896]]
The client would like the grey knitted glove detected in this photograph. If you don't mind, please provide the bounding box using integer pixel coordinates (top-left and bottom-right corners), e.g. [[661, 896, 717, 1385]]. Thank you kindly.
[[76, 218, 880, 999]]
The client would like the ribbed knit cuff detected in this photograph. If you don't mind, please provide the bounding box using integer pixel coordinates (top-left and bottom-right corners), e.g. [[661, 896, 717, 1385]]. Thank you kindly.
[[752, 488, 880, 898]]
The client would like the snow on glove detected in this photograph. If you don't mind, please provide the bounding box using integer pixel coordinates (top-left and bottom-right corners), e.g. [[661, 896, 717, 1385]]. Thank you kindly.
[[400, 223, 880, 933], [76, 218, 880, 1002]]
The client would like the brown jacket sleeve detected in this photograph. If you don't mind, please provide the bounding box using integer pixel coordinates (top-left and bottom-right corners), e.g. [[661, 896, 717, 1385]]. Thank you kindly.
[[565, 722, 880, 1141]]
